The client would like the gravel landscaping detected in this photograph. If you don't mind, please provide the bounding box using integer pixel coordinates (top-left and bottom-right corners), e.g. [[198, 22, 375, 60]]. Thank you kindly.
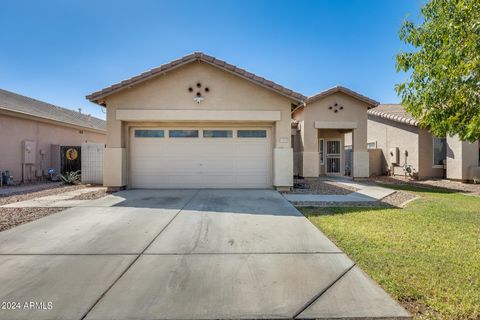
[[370, 175, 480, 195], [289, 177, 358, 195], [0, 184, 105, 232], [70, 189, 108, 200], [0, 207, 66, 231], [0, 184, 86, 206]]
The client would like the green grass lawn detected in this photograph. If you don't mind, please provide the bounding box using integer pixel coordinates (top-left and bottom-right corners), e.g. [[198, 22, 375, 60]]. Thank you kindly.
[[300, 184, 480, 320]]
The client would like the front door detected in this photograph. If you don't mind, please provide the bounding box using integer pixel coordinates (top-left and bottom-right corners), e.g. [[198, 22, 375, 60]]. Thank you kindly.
[[326, 140, 341, 175]]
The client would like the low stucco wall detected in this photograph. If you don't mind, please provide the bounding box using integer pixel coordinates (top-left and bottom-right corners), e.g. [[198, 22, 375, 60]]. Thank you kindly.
[[0, 113, 105, 182], [368, 149, 383, 176], [447, 135, 480, 180]]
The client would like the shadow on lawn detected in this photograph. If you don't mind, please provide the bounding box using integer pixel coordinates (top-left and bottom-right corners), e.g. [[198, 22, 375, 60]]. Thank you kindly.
[[372, 177, 470, 194], [374, 182, 457, 194], [301, 206, 396, 217]]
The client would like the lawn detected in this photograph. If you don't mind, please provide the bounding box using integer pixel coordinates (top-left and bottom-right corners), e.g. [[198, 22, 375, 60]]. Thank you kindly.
[[300, 184, 480, 320]]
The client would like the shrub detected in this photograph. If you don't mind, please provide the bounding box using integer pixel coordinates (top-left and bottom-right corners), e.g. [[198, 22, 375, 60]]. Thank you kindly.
[[60, 171, 81, 185]]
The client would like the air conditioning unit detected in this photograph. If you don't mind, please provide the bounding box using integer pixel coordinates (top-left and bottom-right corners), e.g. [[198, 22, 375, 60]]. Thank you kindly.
[[389, 147, 400, 165]]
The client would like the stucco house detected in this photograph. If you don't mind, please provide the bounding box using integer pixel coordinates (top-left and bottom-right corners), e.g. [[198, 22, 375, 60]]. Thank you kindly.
[[87, 52, 378, 190], [0, 89, 106, 183], [368, 104, 480, 181]]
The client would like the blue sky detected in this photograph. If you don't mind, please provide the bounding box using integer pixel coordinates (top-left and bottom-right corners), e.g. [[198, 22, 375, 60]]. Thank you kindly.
[[0, 0, 423, 119]]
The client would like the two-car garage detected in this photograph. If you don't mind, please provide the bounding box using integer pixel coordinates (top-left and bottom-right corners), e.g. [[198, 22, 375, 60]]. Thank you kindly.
[[129, 127, 272, 188]]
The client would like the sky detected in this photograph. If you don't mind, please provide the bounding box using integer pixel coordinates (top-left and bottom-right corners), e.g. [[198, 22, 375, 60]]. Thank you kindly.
[[0, 0, 424, 120]]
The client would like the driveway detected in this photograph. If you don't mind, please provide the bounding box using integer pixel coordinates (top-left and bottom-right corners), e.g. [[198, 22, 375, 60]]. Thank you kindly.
[[0, 189, 409, 319]]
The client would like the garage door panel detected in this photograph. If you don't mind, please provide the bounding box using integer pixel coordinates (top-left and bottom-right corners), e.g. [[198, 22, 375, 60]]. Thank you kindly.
[[130, 127, 272, 188]]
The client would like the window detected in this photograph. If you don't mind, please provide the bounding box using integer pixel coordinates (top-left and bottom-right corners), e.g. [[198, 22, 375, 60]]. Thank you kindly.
[[367, 141, 377, 149], [433, 137, 447, 167], [319, 139, 324, 165], [237, 130, 267, 138], [135, 129, 164, 138], [169, 130, 199, 138], [203, 130, 233, 138]]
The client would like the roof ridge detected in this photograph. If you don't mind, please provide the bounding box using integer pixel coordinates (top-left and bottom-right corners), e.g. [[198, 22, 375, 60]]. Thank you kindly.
[[367, 104, 419, 126], [0, 88, 106, 131], [86, 52, 307, 103], [306, 85, 379, 106]]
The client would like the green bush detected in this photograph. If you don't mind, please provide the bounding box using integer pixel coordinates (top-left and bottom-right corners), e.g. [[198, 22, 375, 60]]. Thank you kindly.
[[60, 170, 81, 185]]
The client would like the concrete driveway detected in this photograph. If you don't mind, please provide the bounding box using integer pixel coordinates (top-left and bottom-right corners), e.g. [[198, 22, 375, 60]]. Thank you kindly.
[[0, 189, 410, 319]]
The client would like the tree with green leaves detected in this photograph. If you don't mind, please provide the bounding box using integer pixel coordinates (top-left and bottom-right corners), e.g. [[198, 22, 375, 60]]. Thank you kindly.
[[396, 0, 480, 142]]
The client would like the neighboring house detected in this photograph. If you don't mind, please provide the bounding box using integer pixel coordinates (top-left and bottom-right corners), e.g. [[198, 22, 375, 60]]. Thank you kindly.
[[0, 89, 106, 182], [368, 104, 480, 181], [87, 52, 378, 190]]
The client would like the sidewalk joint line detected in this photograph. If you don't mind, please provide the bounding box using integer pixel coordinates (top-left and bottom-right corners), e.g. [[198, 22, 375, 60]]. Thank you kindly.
[[292, 263, 356, 319]]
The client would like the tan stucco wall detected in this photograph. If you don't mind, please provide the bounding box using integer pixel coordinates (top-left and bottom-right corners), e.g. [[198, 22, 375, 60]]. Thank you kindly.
[[447, 135, 480, 180], [102, 61, 294, 188], [293, 92, 369, 177], [367, 116, 445, 178], [0, 113, 106, 181], [368, 116, 419, 176], [418, 129, 444, 178], [368, 149, 383, 176]]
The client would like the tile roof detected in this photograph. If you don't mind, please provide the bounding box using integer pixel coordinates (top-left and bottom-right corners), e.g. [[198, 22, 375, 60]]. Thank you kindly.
[[86, 52, 307, 104], [0, 88, 106, 131], [367, 104, 419, 126], [306, 86, 379, 107]]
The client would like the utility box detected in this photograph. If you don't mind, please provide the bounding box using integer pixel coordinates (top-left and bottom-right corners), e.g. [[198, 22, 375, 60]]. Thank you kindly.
[[389, 147, 400, 165], [22, 140, 36, 164]]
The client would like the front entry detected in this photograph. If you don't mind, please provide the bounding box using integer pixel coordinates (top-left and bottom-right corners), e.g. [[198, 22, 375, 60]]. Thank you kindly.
[[325, 140, 341, 175]]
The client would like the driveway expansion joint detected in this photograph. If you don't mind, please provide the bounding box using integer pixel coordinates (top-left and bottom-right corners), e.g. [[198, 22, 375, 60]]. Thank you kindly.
[[292, 263, 356, 319]]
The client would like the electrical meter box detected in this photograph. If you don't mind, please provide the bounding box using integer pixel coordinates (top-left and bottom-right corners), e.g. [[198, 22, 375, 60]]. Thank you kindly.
[[22, 140, 37, 164], [389, 147, 399, 165]]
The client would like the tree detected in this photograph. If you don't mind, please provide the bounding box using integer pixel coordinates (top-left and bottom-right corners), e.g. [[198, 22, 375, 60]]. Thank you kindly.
[[396, 0, 480, 142]]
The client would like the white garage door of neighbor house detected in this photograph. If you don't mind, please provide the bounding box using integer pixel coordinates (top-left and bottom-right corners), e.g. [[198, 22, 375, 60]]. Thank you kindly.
[[129, 127, 272, 188]]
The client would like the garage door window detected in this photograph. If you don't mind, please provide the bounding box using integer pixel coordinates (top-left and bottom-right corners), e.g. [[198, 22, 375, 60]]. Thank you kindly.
[[134, 130, 164, 138], [169, 130, 199, 138], [203, 130, 233, 138], [237, 130, 267, 138]]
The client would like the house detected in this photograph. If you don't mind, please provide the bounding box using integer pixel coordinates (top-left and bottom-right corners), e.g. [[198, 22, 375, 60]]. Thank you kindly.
[[87, 52, 378, 190], [368, 104, 480, 181], [0, 89, 106, 182]]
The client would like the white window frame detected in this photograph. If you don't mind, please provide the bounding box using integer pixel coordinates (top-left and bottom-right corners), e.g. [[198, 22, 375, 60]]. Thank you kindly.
[[319, 138, 325, 165], [432, 137, 447, 168], [367, 141, 377, 149]]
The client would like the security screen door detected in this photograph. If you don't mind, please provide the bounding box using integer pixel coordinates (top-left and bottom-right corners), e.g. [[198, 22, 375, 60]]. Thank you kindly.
[[326, 140, 341, 174]]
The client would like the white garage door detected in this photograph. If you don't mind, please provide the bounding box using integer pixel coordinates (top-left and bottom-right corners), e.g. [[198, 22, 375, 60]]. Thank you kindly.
[[129, 127, 272, 188]]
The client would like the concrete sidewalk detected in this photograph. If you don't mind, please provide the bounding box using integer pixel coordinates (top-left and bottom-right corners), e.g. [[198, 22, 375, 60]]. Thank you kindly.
[[0, 189, 410, 320], [284, 178, 395, 203]]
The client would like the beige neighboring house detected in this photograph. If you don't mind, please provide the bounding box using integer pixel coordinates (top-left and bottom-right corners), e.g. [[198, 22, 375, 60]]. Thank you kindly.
[[87, 52, 378, 190], [0, 89, 106, 182], [368, 104, 480, 181]]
